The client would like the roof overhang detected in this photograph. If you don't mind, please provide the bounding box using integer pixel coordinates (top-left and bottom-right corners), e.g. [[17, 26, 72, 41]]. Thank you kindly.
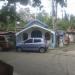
[[16, 25, 55, 36]]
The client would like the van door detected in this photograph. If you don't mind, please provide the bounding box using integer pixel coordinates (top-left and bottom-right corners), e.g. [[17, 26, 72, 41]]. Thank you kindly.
[[24, 39, 34, 50]]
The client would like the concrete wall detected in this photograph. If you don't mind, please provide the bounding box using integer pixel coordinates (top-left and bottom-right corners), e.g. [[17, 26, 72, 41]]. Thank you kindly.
[[69, 34, 75, 43]]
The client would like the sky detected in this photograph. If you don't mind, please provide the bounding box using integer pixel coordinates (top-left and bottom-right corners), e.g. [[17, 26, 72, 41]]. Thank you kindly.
[[0, 0, 75, 18], [41, 0, 75, 18], [66, 0, 75, 15]]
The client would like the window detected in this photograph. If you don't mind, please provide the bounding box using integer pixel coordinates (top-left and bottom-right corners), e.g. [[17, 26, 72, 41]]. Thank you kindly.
[[45, 32, 50, 40], [25, 39, 33, 43], [34, 39, 41, 43], [23, 33, 28, 40], [31, 30, 42, 38]]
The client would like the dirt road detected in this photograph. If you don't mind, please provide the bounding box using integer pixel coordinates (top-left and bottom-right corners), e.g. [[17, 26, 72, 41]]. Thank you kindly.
[[0, 43, 75, 75]]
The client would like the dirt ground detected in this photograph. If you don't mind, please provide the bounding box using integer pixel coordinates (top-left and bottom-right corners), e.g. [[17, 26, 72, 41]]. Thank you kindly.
[[0, 43, 75, 75]]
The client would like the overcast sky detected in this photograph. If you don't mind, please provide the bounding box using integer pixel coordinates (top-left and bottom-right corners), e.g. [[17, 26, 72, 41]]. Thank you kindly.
[[16, 0, 75, 18], [0, 0, 75, 18], [66, 0, 75, 15], [41, 0, 75, 18]]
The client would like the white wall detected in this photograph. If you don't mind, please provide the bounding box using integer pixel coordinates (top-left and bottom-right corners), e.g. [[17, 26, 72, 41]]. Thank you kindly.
[[69, 34, 75, 43], [16, 27, 52, 47], [22, 27, 47, 39]]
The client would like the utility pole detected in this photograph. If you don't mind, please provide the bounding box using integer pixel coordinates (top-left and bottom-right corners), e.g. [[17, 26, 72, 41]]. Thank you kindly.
[[51, 0, 57, 30]]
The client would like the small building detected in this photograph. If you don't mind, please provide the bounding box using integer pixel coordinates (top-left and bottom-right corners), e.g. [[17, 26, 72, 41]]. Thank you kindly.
[[66, 32, 75, 43], [66, 26, 75, 43], [16, 20, 56, 49], [0, 31, 16, 49]]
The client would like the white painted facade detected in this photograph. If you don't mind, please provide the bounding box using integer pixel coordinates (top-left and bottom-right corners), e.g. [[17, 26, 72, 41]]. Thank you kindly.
[[16, 25, 51, 45], [16, 21, 56, 48]]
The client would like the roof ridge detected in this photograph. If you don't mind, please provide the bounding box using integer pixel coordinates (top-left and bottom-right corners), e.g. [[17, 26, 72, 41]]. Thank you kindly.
[[24, 19, 48, 28]]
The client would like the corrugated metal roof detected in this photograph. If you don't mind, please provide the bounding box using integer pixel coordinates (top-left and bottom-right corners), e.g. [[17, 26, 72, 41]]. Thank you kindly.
[[0, 32, 15, 35]]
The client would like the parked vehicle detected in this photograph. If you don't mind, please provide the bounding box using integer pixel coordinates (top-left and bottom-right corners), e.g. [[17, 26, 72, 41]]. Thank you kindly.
[[0, 35, 12, 51], [16, 38, 48, 53]]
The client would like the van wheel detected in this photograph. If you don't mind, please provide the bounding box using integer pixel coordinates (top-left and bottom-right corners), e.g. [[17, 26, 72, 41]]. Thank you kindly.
[[0, 47, 2, 51], [39, 48, 45, 53], [17, 48, 22, 52]]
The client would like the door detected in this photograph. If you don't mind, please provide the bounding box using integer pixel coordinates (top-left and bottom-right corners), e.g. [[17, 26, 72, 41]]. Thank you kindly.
[[23, 39, 34, 50], [33, 39, 42, 51]]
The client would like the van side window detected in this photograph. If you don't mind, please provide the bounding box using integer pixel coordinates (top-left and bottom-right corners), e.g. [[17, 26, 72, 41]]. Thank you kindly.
[[34, 39, 41, 43], [25, 39, 33, 43]]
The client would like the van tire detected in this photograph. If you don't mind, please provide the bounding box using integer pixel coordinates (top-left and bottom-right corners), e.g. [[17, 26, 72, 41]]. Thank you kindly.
[[39, 48, 45, 53]]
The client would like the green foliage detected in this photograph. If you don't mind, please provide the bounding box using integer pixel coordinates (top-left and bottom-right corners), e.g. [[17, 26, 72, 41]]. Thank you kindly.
[[55, 0, 67, 7], [1, 0, 41, 6], [57, 15, 75, 30], [32, 0, 41, 7], [0, 22, 7, 31], [36, 11, 53, 28], [0, 4, 16, 31], [0, 0, 42, 31], [70, 15, 75, 27], [57, 19, 70, 30], [36, 11, 74, 31], [19, 20, 27, 27]]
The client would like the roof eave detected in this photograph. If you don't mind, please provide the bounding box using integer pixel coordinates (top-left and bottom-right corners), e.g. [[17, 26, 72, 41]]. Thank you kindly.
[[16, 25, 55, 36]]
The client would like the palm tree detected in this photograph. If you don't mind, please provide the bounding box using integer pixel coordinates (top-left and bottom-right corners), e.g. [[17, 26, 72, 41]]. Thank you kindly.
[[52, 0, 67, 30], [55, 0, 67, 19]]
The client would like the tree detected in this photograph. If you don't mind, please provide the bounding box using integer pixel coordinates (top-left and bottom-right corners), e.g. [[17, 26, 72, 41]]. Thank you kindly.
[[0, 5, 16, 31], [0, 0, 42, 31], [69, 15, 75, 27], [1, 0, 41, 7], [18, 7, 31, 21], [54, 0, 67, 18], [57, 15, 75, 30], [36, 10, 53, 28], [52, 0, 67, 30], [57, 19, 70, 30]]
